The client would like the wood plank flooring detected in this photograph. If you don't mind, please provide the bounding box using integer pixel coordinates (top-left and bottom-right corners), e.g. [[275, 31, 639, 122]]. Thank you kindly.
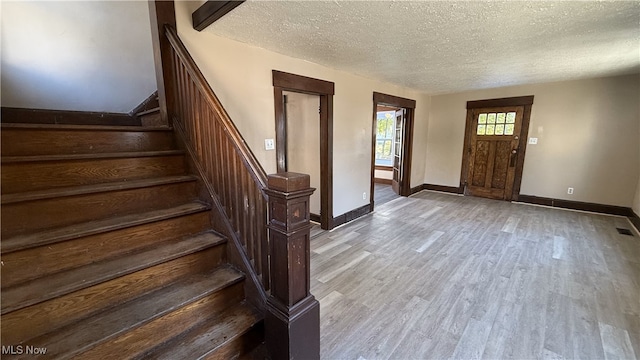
[[374, 183, 400, 207], [310, 190, 640, 360]]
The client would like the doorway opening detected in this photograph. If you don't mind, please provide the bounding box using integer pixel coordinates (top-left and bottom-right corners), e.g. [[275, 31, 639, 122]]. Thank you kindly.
[[373, 105, 401, 207], [370, 92, 416, 210], [460, 96, 534, 201], [283, 91, 321, 220], [273, 70, 334, 230]]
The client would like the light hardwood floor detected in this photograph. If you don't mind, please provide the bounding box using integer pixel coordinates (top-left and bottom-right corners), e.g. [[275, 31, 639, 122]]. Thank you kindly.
[[310, 190, 640, 360], [374, 183, 401, 207]]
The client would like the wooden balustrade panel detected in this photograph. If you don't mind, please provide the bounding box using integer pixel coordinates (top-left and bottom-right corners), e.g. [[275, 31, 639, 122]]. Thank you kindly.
[[167, 42, 269, 292]]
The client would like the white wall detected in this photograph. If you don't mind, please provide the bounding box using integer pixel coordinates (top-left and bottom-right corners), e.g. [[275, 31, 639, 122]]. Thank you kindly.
[[1, 1, 157, 113], [175, 1, 429, 216], [375, 169, 393, 180], [425, 74, 640, 207], [285, 91, 321, 215], [634, 115, 640, 215]]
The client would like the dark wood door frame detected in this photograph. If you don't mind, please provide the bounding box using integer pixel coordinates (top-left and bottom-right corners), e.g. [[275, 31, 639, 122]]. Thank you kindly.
[[460, 95, 534, 201], [370, 92, 416, 209], [273, 70, 334, 230]]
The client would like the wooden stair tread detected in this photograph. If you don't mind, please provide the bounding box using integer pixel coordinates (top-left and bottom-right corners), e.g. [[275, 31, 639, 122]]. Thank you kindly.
[[0, 123, 172, 132], [1, 202, 210, 254], [137, 107, 161, 116], [1, 175, 197, 204], [149, 303, 262, 360], [1, 231, 225, 314], [24, 266, 244, 359], [1, 150, 184, 163]]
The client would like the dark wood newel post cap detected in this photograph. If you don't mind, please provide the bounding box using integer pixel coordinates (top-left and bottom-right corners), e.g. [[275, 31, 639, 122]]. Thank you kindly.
[[267, 172, 310, 192]]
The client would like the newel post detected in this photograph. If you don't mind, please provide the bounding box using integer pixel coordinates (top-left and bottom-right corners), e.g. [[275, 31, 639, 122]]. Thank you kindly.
[[264, 172, 320, 360]]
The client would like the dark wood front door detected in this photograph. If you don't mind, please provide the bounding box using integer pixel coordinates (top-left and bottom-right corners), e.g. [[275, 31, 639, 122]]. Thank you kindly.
[[466, 106, 524, 200], [391, 109, 405, 194]]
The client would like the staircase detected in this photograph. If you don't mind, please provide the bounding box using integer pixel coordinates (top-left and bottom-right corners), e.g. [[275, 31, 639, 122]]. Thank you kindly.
[[0, 123, 265, 358]]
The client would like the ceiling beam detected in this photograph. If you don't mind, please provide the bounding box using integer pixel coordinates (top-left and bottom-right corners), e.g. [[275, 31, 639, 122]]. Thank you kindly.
[[192, 1, 245, 32]]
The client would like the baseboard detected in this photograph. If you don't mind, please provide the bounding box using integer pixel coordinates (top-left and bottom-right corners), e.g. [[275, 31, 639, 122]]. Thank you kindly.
[[517, 194, 634, 217], [424, 183, 464, 194], [374, 178, 392, 185], [1, 107, 140, 126], [331, 204, 371, 228], [310, 213, 321, 223], [629, 211, 640, 232], [410, 183, 464, 195]]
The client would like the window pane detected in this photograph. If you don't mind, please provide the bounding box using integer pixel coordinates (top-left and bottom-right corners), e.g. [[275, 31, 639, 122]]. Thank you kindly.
[[478, 114, 487, 124], [377, 119, 384, 138], [376, 140, 384, 158], [386, 120, 394, 138], [486, 124, 495, 135], [495, 124, 504, 135], [497, 113, 506, 123], [487, 113, 496, 124], [383, 140, 392, 158], [477, 124, 486, 135], [506, 112, 516, 123], [505, 124, 515, 135]]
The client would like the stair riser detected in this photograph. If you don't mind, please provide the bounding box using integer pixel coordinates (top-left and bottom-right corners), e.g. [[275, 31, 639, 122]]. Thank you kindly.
[[1, 245, 226, 345], [1, 211, 210, 287], [1, 129, 175, 156], [1, 155, 186, 194], [1, 181, 198, 237], [140, 112, 163, 127], [76, 282, 245, 360], [204, 321, 264, 360]]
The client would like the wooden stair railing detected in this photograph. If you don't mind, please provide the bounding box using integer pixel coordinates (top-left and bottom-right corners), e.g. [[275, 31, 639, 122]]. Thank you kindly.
[[165, 26, 269, 297], [163, 25, 320, 358]]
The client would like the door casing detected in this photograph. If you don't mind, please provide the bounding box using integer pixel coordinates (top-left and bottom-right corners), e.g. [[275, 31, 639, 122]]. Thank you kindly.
[[273, 70, 334, 230], [460, 96, 534, 201]]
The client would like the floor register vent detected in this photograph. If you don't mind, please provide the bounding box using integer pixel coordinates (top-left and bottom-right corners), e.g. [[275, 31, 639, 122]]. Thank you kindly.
[[616, 227, 634, 236]]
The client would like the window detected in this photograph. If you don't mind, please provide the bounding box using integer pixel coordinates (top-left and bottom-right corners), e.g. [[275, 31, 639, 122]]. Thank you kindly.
[[375, 111, 395, 166], [477, 112, 516, 136]]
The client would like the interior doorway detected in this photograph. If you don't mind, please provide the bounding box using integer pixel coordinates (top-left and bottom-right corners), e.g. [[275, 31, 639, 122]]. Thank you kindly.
[[283, 91, 321, 219], [273, 70, 334, 230], [460, 96, 534, 201], [370, 92, 416, 209]]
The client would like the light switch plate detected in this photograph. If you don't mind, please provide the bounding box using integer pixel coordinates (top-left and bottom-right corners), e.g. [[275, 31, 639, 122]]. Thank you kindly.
[[265, 139, 275, 150], [528, 137, 538, 145]]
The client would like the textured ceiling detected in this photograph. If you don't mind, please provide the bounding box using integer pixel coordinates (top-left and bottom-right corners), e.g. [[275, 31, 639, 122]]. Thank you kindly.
[[205, 1, 640, 94]]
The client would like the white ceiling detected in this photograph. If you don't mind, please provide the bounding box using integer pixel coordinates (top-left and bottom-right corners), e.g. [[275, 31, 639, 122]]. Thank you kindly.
[[205, 1, 640, 94]]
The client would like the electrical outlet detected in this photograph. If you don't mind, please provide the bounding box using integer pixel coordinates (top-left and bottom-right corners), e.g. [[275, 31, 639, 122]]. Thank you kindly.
[[528, 137, 538, 145], [567, 187, 574, 195], [264, 139, 275, 150], [362, 192, 367, 200]]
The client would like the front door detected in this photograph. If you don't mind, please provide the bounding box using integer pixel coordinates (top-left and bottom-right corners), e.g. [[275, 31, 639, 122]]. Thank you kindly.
[[391, 109, 405, 194], [466, 106, 524, 200]]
